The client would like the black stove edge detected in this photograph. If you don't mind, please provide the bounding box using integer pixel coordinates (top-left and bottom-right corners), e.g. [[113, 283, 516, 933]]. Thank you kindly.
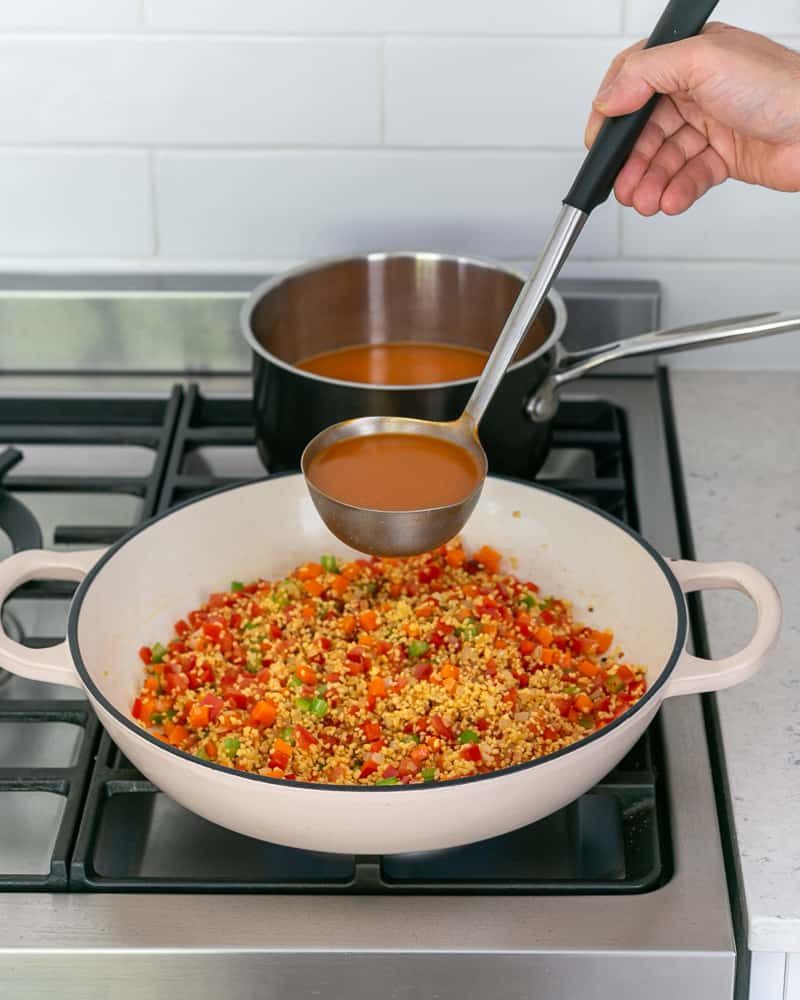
[[659, 369, 750, 1000]]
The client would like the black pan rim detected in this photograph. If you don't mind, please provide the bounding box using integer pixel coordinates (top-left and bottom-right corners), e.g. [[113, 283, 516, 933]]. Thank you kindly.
[[68, 472, 687, 795]]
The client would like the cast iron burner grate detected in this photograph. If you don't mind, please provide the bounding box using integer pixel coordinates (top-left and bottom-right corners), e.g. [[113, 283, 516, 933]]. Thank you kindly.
[[64, 384, 669, 894], [0, 390, 180, 889]]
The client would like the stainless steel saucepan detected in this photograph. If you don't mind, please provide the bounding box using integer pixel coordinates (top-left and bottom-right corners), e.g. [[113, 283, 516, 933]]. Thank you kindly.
[[242, 252, 800, 476]]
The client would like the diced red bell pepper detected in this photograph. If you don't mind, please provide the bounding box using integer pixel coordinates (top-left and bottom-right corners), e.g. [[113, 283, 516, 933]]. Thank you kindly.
[[294, 725, 317, 750], [362, 721, 381, 742], [430, 714, 453, 740], [359, 759, 378, 779], [460, 742, 482, 762]]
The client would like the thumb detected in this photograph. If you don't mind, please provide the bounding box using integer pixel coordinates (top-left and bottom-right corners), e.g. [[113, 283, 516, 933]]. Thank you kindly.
[[594, 37, 704, 116]]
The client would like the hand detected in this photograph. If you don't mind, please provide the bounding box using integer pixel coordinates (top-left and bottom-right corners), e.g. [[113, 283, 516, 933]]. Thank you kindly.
[[585, 23, 800, 216]]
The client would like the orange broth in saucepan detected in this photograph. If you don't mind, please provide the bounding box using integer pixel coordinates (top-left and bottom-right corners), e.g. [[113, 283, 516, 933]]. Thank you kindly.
[[296, 341, 487, 386]]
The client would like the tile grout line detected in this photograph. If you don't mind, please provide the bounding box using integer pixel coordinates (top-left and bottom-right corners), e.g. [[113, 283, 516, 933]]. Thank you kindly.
[[379, 36, 386, 145], [148, 150, 160, 259]]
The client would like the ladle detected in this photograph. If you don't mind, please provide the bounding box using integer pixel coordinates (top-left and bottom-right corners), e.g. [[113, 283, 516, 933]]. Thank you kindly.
[[302, 0, 721, 556]]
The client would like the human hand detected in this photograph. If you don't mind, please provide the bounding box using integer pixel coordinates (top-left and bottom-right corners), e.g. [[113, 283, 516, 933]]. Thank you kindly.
[[585, 23, 800, 215]]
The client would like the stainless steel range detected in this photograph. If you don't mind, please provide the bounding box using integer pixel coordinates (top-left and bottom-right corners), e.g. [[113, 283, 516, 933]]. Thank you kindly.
[[0, 277, 742, 1000]]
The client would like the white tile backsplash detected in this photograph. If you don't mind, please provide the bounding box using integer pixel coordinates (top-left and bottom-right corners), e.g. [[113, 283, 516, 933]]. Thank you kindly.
[[143, 0, 621, 35], [622, 180, 800, 260], [155, 151, 618, 260], [0, 0, 139, 31], [0, 0, 796, 368], [385, 39, 615, 148], [0, 151, 152, 256], [562, 258, 800, 369], [0, 39, 380, 145], [625, 0, 800, 36]]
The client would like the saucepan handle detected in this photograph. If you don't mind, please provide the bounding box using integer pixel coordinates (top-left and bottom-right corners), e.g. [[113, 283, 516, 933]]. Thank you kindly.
[[664, 558, 782, 698], [0, 548, 106, 689], [527, 310, 800, 422]]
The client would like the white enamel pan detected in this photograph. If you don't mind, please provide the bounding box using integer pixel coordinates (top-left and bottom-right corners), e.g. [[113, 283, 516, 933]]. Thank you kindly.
[[0, 475, 781, 855]]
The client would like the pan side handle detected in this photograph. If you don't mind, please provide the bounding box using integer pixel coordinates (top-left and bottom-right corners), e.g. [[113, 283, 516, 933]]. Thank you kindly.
[[665, 559, 782, 698], [0, 548, 105, 688]]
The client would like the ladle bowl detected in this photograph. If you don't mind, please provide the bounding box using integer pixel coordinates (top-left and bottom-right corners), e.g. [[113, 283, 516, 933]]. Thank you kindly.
[[301, 414, 487, 556]]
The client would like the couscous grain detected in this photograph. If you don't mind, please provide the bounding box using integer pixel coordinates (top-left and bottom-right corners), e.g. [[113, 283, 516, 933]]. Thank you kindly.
[[131, 542, 647, 785]]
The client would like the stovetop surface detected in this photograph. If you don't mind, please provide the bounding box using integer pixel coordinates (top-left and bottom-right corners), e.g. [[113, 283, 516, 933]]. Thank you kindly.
[[0, 279, 738, 1000], [0, 388, 668, 895]]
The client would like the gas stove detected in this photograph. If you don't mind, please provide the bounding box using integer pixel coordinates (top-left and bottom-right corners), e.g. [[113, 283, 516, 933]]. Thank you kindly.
[[0, 277, 742, 999]]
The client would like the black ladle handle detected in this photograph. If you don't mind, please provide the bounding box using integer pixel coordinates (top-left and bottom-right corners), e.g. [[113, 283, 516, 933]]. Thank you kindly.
[[565, 0, 720, 214]]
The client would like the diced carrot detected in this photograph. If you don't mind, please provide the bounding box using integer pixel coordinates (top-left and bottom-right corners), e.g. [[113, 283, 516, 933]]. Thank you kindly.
[[578, 658, 600, 678], [166, 724, 189, 747], [574, 693, 593, 713], [331, 575, 350, 596], [296, 562, 322, 581], [359, 609, 378, 632], [251, 699, 278, 726], [440, 662, 459, 680], [410, 744, 430, 765], [367, 676, 387, 698], [475, 545, 501, 574], [300, 602, 316, 620], [139, 698, 156, 724], [592, 629, 614, 654], [341, 562, 361, 581], [303, 579, 325, 598], [204, 739, 218, 759], [358, 632, 375, 647], [534, 625, 553, 647], [616, 664, 635, 683], [415, 602, 436, 619], [340, 614, 356, 637], [296, 664, 317, 685], [144, 677, 159, 692], [273, 737, 293, 758], [539, 648, 556, 666], [446, 546, 466, 568], [442, 677, 458, 695], [188, 703, 211, 728]]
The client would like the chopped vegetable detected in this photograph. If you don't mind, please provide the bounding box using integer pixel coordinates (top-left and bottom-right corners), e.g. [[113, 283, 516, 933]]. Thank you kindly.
[[132, 542, 646, 784]]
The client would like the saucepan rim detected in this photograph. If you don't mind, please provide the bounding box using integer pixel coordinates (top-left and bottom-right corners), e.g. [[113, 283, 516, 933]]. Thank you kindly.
[[239, 251, 568, 392], [68, 473, 687, 794]]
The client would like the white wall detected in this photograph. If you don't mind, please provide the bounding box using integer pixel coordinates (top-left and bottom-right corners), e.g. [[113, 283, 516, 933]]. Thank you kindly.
[[1, 1, 800, 368]]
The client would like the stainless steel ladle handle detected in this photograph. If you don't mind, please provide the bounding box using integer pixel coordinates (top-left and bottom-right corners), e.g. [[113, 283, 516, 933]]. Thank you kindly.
[[527, 309, 800, 422]]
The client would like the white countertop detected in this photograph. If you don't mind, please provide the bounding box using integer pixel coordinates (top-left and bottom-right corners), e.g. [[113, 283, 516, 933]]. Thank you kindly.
[[671, 371, 800, 954]]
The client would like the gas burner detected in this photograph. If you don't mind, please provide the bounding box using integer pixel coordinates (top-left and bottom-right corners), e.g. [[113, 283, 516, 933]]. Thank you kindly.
[[0, 447, 43, 553]]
